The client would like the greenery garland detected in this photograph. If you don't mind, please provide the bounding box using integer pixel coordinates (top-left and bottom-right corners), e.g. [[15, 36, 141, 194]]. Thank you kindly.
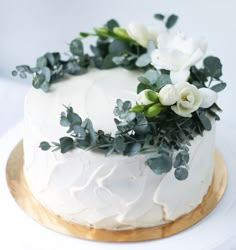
[[13, 14, 226, 180]]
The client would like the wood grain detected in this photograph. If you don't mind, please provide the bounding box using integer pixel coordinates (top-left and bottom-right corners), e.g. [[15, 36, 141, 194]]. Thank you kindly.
[[5, 141, 227, 242]]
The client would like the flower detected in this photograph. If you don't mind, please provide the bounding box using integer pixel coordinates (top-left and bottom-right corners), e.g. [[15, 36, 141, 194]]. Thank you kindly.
[[151, 32, 208, 84], [126, 21, 166, 48], [199, 88, 218, 108], [171, 82, 202, 117], [159, 84, 179, 106], [136, 89, 158, 105]]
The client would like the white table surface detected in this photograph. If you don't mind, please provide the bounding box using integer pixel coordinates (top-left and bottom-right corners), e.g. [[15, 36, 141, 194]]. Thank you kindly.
[[1, 0, 236, 249]]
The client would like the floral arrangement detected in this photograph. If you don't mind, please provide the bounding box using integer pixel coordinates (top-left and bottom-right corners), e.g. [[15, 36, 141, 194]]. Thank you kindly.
[[13, 14, 226, 180]]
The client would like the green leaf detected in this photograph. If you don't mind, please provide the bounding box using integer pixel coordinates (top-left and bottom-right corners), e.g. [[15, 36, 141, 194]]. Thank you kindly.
[[125, 143, 141, 156], [41, 81, 50, 92], [207, 109, 220, 121], [39, 141, 51, 151], [144, 103, 162, 117], [112, 55, 126, 65], [174, 167, 188, 181], [36, 56, 47, 68], [70, 39, 84, 56], [138, 76, 151, 84], [143, 69, 159, 84], [73, 125, 86, 138], [101, 54, 116, 69], [80, 32, 91, 38], [166, 14, 178, 29], [154, 13, 165, 20], [109, 40, 129, 56], [32, 74, 45, 89], [114, 136, 126, 153], [147, 40, 156, 54], [203, 56, 222, 78], [106, 19, 120, 31], [210, 82, 226, 92], [60, 137, 74, 153], [42, 67, 51, 82], [135, 53, 151, 67], [196, 111, 212, 131], [67, 110, 82, 125], [146, 154, 172, 174], [137, 83, 153, 94], [12, 70, 18, 76], [44, 53, 60, 67], [155, 74, 171, 90]]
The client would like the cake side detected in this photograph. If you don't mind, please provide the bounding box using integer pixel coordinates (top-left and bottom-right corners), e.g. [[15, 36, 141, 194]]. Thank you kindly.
[[23, 68, 215, 230]]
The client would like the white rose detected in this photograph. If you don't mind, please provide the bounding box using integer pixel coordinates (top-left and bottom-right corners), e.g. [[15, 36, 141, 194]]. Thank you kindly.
[[171, 82, 202, 117], [159, 84, 179, 106], [151, 32, 208, 84], [199, 88, 218, 108], [136, 89, 158, 105], [127, 21, 166, 48]]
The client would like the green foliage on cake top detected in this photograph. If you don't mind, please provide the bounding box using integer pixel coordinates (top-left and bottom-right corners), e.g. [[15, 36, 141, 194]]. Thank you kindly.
[[15, 13, 227, 180]]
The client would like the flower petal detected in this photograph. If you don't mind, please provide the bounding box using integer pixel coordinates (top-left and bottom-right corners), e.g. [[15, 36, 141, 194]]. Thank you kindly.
[[170, 69, 190, 84], [127, 22, 149, 47], [199, 88, 218, 108]]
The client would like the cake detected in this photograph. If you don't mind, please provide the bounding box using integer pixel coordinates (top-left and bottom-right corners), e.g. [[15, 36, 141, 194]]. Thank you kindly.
[[14, 14, 226, 231]]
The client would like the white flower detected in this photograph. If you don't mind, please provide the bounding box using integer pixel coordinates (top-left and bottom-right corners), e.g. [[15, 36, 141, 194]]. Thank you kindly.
[[171, 82, 202, 117], [151, 32, 208, 84], [199, 88, 218, 108], [159, 84, 179, 106], [136, 89, 157, 105], [127, 21, 166, 48]]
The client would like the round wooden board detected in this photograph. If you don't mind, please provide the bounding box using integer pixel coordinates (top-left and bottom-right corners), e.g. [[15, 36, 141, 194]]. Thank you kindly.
[[6, 141, 227, 242]]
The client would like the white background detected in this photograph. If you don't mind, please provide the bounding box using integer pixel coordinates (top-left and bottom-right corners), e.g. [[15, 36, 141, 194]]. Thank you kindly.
[[0, 0, 236, 249]]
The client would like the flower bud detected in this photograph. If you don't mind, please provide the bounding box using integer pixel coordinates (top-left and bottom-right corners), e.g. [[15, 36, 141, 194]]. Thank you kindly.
[[159, 84, 179, 106], [136, 89, 158, 105], [113, 27, 131, 41], [144, 103, 162, 117]]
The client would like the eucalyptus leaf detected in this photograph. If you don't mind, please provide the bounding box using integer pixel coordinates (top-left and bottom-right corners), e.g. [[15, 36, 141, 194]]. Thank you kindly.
[[114, 136, 126, 153], [39, 141, 51, 151], [137, 83, 153, 93], [154, 14, 165, 20], [196, 111, 212, 131], [174, 167, 188, 180], [125, 143, 141, 156], [70, 39, 84, 56], [146, 154, 172, 174], [101, 54, 116, 69], [60, 137, 74, 153], [210, 82, 226, 92], [135, 53, 151, 67], [203, 56, 222, 78], [109, 40, 129, 56], [60, 116, 71, 127], [166, 14, 178, 29]]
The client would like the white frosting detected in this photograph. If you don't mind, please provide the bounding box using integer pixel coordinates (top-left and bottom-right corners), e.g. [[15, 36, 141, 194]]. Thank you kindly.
[[23, 68, 215, 230]]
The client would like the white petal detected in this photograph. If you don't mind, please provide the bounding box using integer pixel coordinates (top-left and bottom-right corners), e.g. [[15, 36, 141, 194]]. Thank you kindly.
[[171, 104, 192, 117], [159, 84, 179, 106], [199, 88, 218, 108], [170, 69, 190, 84], [127, 22, 149, 47], [183, 48, 204, 69]]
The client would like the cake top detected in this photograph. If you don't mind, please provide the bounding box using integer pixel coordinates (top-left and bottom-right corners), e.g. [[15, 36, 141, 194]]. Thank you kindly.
[[13, 14, 227, 181]]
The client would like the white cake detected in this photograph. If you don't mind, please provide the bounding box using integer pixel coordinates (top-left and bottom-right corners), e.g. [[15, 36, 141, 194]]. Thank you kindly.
[[23, 68, 215, 230]]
